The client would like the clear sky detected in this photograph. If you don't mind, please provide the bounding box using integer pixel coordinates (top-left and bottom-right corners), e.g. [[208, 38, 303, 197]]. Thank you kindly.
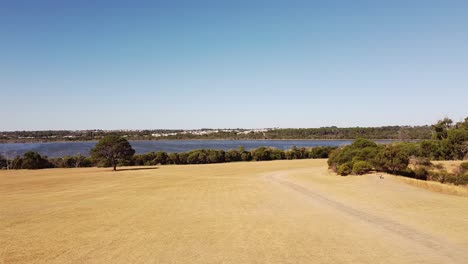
[[1, 0, 467, 131]]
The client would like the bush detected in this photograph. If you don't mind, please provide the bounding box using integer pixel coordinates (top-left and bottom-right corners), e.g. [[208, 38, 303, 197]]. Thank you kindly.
[[413, 166, 429, 180], [308, 146, 335, 158], [328, 139, 381, 175], [0, 155, 6, 169], [225, 149, 241, 162], [373, 144, 410, 174], [456, 173, 468, 185], [351, 138, 378, 149], [460, 162, 468, 172], [412, 157, 432, 167], [240, 152, 252, 161], [251, 147, 271, 161], [429, 170, 450, 183], [352, 161, 372, 175], [21, 151, 53, 169], [154, 151, 169, 165], [337, 164, 352, 176]]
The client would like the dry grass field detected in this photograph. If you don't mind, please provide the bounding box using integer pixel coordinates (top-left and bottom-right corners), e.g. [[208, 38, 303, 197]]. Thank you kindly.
[[1, 159, 468, 264], [432, 160, 465, 174]]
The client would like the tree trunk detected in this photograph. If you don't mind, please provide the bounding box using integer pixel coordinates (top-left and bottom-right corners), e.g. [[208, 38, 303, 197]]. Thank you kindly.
[[113, 164, 117, 171]]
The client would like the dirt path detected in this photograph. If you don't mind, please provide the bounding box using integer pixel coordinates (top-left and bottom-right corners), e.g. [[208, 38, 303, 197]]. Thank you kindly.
[[267, 171, 468, 263], [1, 160, 467, 263]]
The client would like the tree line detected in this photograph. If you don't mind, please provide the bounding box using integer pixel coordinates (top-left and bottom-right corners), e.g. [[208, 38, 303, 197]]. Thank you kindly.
[[1, 125, 432, 143], [327, 117, 468, 185], [0, 136, 336, 171]]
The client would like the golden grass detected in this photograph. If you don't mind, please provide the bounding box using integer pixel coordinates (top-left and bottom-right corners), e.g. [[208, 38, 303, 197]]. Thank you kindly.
[[395, 175, 468, 197], [1, 159, 468, 264], [432, 160, 465, 173]]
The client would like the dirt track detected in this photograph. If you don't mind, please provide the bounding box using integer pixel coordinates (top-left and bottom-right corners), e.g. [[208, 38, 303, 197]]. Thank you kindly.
[[1, 159, 467, 263]]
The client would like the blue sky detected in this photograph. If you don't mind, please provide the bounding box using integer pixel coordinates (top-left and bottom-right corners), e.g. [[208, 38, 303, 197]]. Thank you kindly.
[[1, 1, 467, 130]]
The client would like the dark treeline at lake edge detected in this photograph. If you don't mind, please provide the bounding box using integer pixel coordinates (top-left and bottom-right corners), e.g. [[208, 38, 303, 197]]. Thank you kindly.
[[0, 125, 432, 143], [2, 117, 467, 187], [0, 146, 336, 170]]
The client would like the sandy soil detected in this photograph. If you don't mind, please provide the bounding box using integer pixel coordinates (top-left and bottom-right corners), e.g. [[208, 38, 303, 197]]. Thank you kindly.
[[1, 159, 467, 263]]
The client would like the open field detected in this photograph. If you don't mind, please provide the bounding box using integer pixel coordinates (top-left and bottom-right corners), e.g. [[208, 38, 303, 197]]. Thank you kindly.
[[1, 159, 468, 263]]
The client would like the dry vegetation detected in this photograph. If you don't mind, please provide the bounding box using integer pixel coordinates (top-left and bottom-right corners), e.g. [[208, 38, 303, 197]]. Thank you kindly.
[[1, 159, 468, 263], [395, 175, 468, 197], [432, 160, 465, 174]]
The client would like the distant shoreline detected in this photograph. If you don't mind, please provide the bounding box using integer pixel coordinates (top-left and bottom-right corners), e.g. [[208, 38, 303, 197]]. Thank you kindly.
[[0, 138, 417, 144]]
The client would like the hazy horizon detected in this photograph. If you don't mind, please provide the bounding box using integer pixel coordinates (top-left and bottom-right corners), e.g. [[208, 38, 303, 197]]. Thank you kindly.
[[1, 1, 467, 130], [0, 121, 458, 133]]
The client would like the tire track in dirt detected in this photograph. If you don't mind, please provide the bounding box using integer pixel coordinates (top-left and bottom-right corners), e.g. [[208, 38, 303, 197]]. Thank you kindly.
[[266, 172, 467, 263]]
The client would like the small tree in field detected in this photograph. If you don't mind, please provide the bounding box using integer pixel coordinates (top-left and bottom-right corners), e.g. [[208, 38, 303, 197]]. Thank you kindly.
[[90, 135, 135, 171]]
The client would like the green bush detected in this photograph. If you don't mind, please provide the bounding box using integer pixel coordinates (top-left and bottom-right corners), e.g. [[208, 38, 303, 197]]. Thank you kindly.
[[373, 144, 409, 174], [337, 164, 352, 176], [20, 151, 53, 169], [352, 161, 372, 175]]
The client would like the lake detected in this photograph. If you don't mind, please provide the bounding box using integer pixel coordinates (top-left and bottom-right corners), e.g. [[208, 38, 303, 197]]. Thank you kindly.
[[0, 140, 396, 158]]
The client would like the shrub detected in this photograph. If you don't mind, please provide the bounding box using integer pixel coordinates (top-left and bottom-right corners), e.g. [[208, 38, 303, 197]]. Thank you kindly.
[[352, 161, 372, 175], [269, 148, 285, 160], [154, 151, 169, 165], [308, 146, 335, 158], [337, 164, 351, 176], [460, 162, 468, 172], [21, 151, 53, 169], [413, 157, 432, 167], [456, 173, 468, 185], [240, 152, 252, 161], [225, 149, 241, 162], [430, 170, 450, 183], [0, 155, 7, 169], [413, 166, 429, 180], [351, 138, 378, 149], [251, 147, 272, 161], [373, 144, 409, 174]]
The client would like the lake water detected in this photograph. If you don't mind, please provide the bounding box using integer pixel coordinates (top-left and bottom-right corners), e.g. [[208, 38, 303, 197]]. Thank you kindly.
[[0, 140, 396, 158]]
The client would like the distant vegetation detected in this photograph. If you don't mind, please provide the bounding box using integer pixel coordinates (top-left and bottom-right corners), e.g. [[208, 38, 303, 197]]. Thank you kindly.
[[0, 141, 336, 170], [328, 117, 468, 185], [1, 117, 466, 183], [0, 125, 432, 143]]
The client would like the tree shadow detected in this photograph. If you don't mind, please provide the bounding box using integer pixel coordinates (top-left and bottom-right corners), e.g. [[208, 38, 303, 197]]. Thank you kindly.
[[116, 167, 159, 172]]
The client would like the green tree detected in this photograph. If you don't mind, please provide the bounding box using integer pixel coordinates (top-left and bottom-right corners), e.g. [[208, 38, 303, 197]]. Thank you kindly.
[[21, 151, 52, 169], [446, 129, 468, 160], [432, 118, 453, 140], [374, 145, 409, 174], [90, 135, 135, 171], [455, 117, 468, 130]]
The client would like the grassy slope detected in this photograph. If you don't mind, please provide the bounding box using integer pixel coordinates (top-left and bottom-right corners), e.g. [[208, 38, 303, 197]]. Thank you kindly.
[[1, 160, 467, 264]]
